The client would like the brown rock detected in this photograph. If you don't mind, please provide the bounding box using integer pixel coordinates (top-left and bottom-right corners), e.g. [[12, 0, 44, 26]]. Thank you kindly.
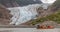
[[0, 4, 12, 25]]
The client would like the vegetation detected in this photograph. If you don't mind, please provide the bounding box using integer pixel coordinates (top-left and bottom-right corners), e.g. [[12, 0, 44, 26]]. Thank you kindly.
[[53, 0, 60, 7], [15, 0, 60, 25], [31, 9, 60, 25], [52, 0, 60, 9], [31, 0, 60, 25]]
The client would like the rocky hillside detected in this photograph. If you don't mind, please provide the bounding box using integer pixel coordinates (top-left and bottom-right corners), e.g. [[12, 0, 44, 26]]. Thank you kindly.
[[30, 0, 60, 25], [16, 0, 42, 6], [0, 4, 12, 25], [0, 0, 42, 8], [0, 0, 19, 8], [21, 0, 60, 26]]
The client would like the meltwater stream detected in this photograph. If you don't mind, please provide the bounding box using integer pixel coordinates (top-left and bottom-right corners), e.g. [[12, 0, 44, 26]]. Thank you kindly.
[[7, 0, 56, 25]]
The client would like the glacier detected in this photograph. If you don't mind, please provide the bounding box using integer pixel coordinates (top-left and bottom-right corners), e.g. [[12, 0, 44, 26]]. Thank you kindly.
[[6, 0, 56, 25], [7, 4, 42, 25]]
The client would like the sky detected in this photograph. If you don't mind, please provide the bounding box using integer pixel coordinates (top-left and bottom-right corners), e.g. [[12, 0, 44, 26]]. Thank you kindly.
[[40, 0, 56, 4]]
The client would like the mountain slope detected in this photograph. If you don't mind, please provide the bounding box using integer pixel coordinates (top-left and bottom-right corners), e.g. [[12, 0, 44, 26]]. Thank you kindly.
[[0, 0, 42, 8], [21, 0, 60, 25], [0, 4, 12, 25], [0, 0, 19, 7]]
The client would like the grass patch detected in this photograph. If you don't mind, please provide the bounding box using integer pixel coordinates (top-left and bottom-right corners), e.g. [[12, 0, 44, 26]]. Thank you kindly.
[[31, 10, 60, 25]]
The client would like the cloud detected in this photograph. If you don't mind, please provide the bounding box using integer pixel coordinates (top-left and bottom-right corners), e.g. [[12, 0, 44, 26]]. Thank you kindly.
[[41, 0, 56, 4]]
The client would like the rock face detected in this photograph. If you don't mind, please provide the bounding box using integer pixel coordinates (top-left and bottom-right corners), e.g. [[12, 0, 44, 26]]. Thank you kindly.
[[16, 0, 42, 6], [0, 4, 11, 19], [0, 0, 20, 8], [0, 0, 42, 7], [0, 4, 12, 25]]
